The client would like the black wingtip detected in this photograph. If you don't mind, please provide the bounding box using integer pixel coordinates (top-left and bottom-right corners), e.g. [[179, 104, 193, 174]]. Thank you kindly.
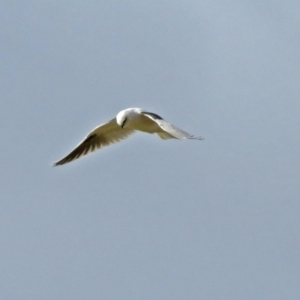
[[196, 136, 204, 140], [52, 158, 72, 166], [52, 161, 61, 167]]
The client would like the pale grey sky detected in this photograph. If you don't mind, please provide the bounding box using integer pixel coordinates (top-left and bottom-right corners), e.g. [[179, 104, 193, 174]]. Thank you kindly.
[[1, 1, 300, 299]]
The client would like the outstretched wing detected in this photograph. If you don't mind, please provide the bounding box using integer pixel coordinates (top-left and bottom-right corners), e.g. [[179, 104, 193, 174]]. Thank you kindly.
[[142, 112, 203, 140], [54, 118, 135, 166]]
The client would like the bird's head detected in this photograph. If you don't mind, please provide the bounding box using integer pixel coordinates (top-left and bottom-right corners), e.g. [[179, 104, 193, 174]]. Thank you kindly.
[[116, 111, 127, 128]]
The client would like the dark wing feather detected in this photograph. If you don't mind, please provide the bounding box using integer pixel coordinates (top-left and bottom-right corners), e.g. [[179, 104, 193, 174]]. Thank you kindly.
[[142, 112, 164, 120]]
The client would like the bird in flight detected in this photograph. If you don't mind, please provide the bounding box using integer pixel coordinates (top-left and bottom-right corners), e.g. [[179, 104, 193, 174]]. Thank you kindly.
[[54, 108, 203, 166]]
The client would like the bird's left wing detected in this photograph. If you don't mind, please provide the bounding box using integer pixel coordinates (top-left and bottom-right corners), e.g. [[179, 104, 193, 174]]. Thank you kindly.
[[54, 118, 135, 166]]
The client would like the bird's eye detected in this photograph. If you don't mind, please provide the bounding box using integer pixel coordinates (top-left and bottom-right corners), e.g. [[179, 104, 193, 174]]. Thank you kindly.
[[121, 118, 127, 128]]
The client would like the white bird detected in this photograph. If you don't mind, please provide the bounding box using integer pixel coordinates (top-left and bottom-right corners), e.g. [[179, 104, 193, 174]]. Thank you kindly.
[[54, 108, 203, 166]]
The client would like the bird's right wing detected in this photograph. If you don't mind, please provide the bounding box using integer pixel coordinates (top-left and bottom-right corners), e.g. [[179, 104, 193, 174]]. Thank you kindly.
[[142, 113, 202, 140], [54, 118, 135, 166]]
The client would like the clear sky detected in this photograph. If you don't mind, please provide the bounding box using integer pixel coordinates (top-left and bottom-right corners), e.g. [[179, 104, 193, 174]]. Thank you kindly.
[[1, 1, 300, 299]]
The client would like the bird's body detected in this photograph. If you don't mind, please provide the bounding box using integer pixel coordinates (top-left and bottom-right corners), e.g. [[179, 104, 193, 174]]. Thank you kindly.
[[54, 108, 202, 166]]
